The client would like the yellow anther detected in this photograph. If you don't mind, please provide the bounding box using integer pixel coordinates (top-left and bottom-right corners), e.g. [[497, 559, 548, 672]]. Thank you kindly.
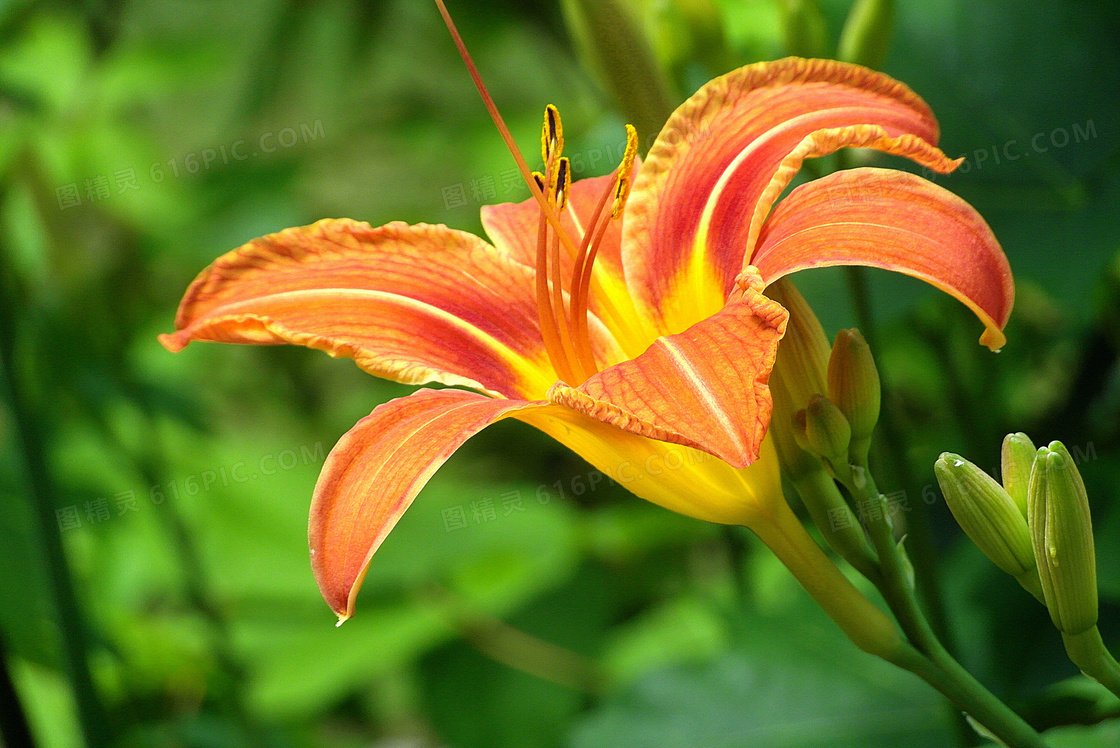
[[531, 171, 546, 194], [541, 104, 564, 165], [555, 157, 571, 210], [611, 124, 639, 218]]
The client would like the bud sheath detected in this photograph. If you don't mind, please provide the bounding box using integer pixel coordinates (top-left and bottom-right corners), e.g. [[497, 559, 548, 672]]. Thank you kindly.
[[935, 453, 1036, 580], [1028, 442, 1098, 635], [828, 328, 881, 466], [1001, 432, 1035, 518]]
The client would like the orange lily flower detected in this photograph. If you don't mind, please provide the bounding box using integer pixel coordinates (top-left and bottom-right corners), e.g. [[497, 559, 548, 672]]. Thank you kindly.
[[160, 54, 1011, 626]]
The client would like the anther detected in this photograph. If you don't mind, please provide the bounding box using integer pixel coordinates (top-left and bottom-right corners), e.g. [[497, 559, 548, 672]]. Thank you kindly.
[[542, 104, 564, 165], [555, 157, 571, 210], [611, 125, 639, 218]]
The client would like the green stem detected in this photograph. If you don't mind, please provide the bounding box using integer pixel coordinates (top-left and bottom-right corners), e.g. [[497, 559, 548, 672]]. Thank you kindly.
[[1063, 627, 1120, 699], [844, 267, 952, 643], [843, 266, 877, 344], [839, 468, 1049, 747], [792, 468, 881, 585], [893, 646, 1051, 748]]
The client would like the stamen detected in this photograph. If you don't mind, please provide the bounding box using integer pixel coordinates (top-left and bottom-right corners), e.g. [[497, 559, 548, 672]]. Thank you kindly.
[[547, 156, 584, 379], [569, 126, 641, 375], [567, 169, 619, 376], [534, 183, 578, 384]]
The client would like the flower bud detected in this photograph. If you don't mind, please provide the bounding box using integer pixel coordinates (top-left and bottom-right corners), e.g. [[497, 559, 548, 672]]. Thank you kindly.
[[1029, 442, 1098, 635], [769, 374, 821, 484], [837, 0, 894, 70], [791, 408, 812, 455], [827, 328, 880, 466], [802, 395, 852, 466], [1001, 432, 1036, 518], [772, 374, 877, 578], [767, 279, 830, 414], [780, 0, 829, 59], [560, 0, 677, 146], [935, 453, 1036, 579]]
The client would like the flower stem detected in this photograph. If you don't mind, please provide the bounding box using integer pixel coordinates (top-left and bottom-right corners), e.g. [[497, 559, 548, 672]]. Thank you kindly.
[[748, 500, 904, 662], [839, 467, 1050, 748], [1063, 627, 1120, 700], [891, 645, 1051, 748], [841, 265, 953, 646]]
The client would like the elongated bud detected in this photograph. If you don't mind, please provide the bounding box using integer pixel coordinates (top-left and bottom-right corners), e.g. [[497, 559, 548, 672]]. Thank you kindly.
[[1029, 442, 1098, 635], [780, 0, 829, 58], [827, 328, 880, 466], [560, 0, 677, 147], [650, 0, 734, 82], [767, 278, 832, 484], [1001, 432, 1036, 518], [837, 0, 894, 70], [767, 279, 829, 412], [935, 454, 1036, 582]]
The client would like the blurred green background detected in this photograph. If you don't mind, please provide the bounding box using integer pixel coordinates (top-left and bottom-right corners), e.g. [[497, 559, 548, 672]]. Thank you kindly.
[[1, 0, 1119, 746]]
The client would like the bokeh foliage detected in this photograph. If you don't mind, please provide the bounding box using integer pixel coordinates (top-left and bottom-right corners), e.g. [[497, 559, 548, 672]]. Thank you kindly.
[[0, 0, 1118, 746]]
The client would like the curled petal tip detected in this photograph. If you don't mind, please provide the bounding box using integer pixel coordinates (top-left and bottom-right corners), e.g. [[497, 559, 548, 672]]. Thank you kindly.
[[735, 266, 767, 293], [979, 327, 1007, 352], [158, 331, 189, 353]]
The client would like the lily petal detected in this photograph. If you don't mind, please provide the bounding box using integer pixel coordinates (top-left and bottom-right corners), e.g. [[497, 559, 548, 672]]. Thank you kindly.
[[547, 272, 788, 468], [159, 219, 556, 399], [309, 388, 543, 621], [744, 124, 962, 260], [519, 404, 786, 526], [623, 57, 945, 333], [482, 166, 654, 358], [753, 168, 1013, 350]]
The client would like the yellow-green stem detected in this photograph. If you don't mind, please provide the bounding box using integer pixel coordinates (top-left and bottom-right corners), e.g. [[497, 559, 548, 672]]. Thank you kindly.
[[749, 499, 902, 660]]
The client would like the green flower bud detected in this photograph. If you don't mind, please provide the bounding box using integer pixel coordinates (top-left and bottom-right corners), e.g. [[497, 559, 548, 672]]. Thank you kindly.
[[1001, 432, 1036, 518], [1029, 442, 1098, 635], [791, 408, 812, 455], [769, 373, 822, 484], [803, 394, 852, 466], [780, 0, 829, 59], [935, 453, 1036, 580], [560, 0, 678, 147], [837, 0, 894, 70], [827, 328, 881, 466]]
